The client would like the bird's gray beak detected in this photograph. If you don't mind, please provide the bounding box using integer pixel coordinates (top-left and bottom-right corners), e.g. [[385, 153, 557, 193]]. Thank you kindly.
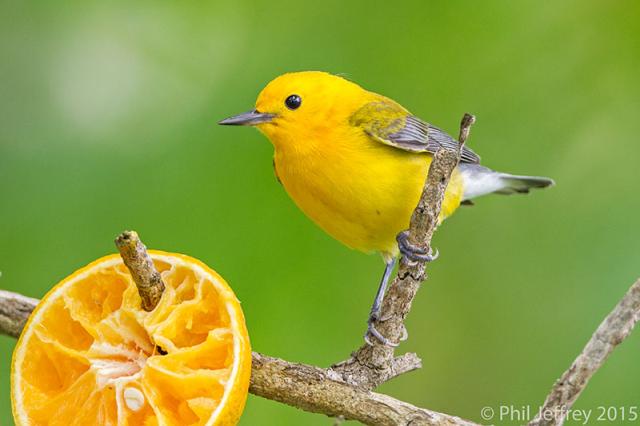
[[218, 110, 275, 126]]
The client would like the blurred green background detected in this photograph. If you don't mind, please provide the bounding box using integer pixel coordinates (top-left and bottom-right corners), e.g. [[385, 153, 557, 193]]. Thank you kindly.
[[1, 1, 639, 424]]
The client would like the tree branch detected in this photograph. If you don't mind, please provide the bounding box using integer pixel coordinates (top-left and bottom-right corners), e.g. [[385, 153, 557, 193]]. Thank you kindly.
[[251, 353, 479, 426], [528, 278, 640, 426], [332, 113, 473, 389]]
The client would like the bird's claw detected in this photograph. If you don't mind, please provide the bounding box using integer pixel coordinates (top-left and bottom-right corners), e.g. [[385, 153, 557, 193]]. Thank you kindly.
[[399, 325, 408, 342], [396, 230, 439, 262], [364, 317, 399, 347]]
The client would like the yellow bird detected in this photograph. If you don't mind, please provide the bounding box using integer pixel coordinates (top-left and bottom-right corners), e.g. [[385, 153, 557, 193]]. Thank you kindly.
[[220, 71, 553, 345]]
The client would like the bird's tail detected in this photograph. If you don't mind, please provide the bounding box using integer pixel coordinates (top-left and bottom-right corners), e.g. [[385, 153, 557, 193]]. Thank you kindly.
[[459, 163, 554, 200], [494, 173, 554, 195]]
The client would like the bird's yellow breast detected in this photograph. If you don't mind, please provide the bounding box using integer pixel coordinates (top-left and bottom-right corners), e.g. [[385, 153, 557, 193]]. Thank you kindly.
[[266, 122, 464, 258]]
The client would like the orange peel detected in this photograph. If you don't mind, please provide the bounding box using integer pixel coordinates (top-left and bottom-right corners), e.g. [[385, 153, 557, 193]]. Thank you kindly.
[[11, 251, 251, 426]]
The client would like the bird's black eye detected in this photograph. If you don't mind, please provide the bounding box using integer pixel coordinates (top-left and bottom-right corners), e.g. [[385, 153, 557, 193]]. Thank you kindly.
[[285, 94, 302, 110]]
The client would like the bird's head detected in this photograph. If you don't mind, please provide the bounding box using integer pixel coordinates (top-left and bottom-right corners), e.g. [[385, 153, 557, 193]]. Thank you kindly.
[[219, 71, 368, 147]]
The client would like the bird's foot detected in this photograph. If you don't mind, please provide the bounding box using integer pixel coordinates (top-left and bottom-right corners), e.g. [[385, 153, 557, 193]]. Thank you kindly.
[[396, 230, 439, 262], [364, 312, 399, 347]]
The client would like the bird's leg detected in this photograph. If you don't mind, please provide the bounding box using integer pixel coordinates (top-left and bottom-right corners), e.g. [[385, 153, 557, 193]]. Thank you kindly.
[[364, 257, 398, 347], [396, 230, 439, 262]]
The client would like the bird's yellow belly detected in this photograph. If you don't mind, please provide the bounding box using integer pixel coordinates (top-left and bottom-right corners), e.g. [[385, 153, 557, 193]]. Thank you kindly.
[[274, 142, 463, 257]]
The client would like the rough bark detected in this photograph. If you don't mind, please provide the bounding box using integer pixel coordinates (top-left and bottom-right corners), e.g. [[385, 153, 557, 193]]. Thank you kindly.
[[115, 230, 165, 311], [0, 290, 39, 339], [251, 353, 480, 426]]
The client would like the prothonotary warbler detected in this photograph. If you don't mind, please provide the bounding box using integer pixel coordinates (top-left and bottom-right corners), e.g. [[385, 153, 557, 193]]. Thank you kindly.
[[220, 71, 553, 345]]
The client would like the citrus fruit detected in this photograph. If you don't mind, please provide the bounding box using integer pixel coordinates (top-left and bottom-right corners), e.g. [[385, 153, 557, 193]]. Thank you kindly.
[[11, 251, 251, 426]]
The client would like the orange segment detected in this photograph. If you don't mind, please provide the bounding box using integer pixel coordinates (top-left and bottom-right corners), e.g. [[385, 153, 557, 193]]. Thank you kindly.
[[11, 251, 251, 426]]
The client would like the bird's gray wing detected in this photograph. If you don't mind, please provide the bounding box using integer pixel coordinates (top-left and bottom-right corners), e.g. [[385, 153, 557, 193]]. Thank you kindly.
[[350, 101, 481, 164]]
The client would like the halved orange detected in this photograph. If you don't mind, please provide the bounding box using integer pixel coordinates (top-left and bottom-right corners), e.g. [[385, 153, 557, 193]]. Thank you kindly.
[[11, 251, 251, 426]]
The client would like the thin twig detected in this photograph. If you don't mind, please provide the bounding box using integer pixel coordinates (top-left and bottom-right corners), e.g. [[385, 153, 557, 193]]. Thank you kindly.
[[332, 114, 472, 389], [458, 113, 476, 146], [115, 230, 165, 311], [528, 278, 640, 426]]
